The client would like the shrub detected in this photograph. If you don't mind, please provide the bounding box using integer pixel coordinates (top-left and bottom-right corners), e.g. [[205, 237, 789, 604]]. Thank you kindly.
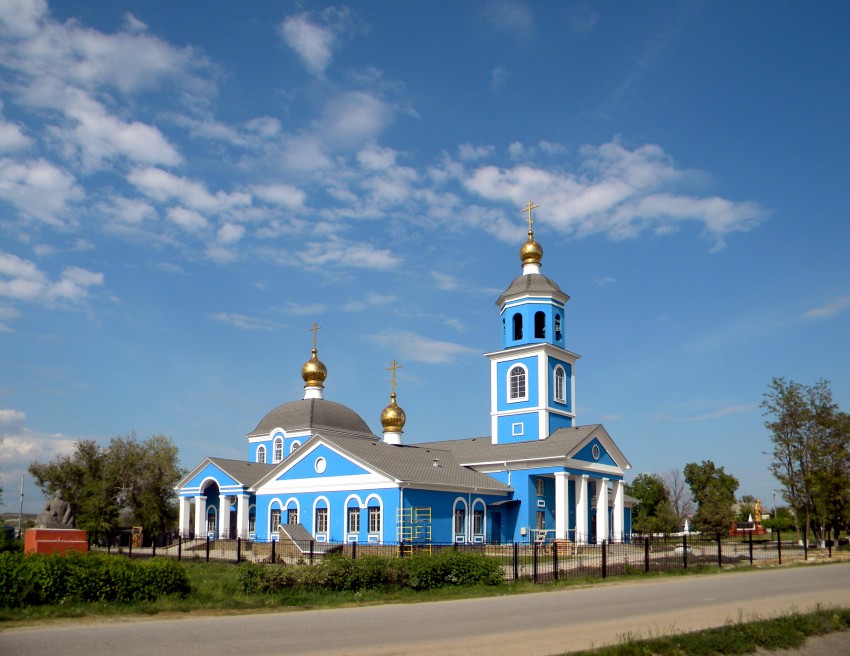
[[0, 553, 190, 608]]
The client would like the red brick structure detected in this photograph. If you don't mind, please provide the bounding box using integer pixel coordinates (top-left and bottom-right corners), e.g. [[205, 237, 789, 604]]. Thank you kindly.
[[24, 528, 88, 555]]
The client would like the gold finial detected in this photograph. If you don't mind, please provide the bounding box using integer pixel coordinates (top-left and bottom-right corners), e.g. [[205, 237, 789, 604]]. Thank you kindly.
[[386, 359, 402, 394], [521, 201, 539, 235], [309, 322, 321, 349]]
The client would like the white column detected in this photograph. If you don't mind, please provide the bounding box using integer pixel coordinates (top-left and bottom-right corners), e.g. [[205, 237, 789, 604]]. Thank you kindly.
[[575, 475, 588, 544], [237, 495, 250, 538], [178, 496, 191, 535], [554, 472, 569, 539], [612, 480, 624, 542], [193, 495, 205, 537], [220, 496, 231, 539], [596, 478, 609, 544]]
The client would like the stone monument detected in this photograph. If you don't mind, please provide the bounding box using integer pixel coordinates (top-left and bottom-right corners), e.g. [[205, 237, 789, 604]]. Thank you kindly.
[[25, 494, 88, 555]]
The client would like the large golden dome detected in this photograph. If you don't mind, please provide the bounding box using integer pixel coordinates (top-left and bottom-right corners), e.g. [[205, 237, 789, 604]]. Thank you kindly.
[[301, 348, 327, 388], [519, 232, 543, 267], [380, 392, 406, 433]]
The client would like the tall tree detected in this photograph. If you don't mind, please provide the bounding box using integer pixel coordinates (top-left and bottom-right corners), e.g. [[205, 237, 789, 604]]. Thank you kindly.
[[662, 468, 694, 522], [683, 460, 739, 534], [29, 433, 185, 538], [626, 473, 679, 534], [762, 378, 850, 545]]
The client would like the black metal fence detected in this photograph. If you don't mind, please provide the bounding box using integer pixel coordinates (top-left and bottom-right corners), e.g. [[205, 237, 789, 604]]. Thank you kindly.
[[88, 530, 839, 583]]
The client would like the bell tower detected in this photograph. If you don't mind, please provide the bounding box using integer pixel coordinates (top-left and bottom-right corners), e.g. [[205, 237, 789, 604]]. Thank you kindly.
[[485, 202, 579, 444]]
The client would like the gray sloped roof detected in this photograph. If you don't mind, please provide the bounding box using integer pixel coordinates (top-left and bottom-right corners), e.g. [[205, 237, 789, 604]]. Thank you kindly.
[[177, 457, 276, 489], [417, 424, 630, 469], [255, 433, 512, 493], [248, 398, 375, 438], [496, 272, 569, 307]]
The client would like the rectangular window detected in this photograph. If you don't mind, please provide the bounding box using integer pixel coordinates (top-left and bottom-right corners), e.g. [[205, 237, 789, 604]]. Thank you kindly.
[[270, 509, 281, 531], [536, 510, 546, 531], [287, 508, 298, 525], [536, 478, 545, 496], [511, 422, 524, 436], [368, 506, 381, 533], [454, 507, 466, 535], [473, 509, 484, 535], [249, 512, 256, 534], [347, 507, 360, 533], [315, 507, 328, 533]]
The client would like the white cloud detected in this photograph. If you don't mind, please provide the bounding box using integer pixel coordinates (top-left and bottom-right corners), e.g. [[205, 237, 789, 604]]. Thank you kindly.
[[128, 167, 250, 213], [0, 157, 84, 225], [369, 330, 478, 364], [491, 66, 509, 93], [279, 7, 356, 77], [804, 294, 850, 320], [320, 91, 392, 149], [0, 305, 21, 331], [431, 271, 460, 291], [464, 140, 765, 247], [0, 104, 31, 152], [482, 0, 534, 37], [98, 196, 157, 225], [251, 183, 306, 209], [458, 143, 495, 162], [166, 206, 208, 232], [0, 0, 48, 39], [299, 237, 400, 270], [284, 301, 327, 317], [212, 313, 282, 331], [0, 251, 103, 304]]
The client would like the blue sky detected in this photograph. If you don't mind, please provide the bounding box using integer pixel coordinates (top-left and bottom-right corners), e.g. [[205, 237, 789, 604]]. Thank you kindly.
[[2, 1, 848, 513]]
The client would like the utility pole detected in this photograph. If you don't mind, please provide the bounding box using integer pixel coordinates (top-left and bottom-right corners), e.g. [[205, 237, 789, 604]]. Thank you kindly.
[[18, 474, 24, 538]]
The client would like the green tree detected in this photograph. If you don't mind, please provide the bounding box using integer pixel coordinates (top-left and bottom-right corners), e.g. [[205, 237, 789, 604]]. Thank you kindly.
[[28, 433, 185, 538], [762, 378, 850, 545], [625, 473, 680, 534], [683, 460, 739, 534], [761, 506, 796, 533]]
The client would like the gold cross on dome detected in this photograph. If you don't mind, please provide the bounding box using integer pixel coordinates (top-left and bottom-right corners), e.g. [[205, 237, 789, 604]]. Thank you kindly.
[[309, 322, 321, 349], [386, 359, 402, 394], [521, 201, 539, 232]]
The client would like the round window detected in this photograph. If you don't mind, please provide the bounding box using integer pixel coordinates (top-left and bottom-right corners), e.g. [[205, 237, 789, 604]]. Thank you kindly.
[[591, 444, 600, 460], [314, 457, 327, 474]]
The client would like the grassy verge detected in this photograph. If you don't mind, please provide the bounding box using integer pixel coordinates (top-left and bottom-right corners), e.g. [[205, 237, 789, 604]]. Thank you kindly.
[[567, 606, 850, 655]]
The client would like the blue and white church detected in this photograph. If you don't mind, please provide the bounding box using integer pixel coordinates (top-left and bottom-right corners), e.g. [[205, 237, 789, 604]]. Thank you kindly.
[[176, 205, 633, 545]]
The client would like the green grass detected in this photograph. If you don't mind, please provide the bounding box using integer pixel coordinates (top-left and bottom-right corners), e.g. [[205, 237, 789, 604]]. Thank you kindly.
[[567, 606, 850, 655]]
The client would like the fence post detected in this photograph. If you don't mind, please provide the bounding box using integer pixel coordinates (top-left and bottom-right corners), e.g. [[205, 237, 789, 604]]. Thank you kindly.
[[309, 539, 314, 565], [804, 531, 808, 560], [644, 537, 650, 573], [128, 535, 133, 559], [532, 541, 538, 584], [352, 540, 357, 560], [748, 530, 754, 566], [271, 538, 276, 564], [552, 540, 559, 581], [682, 534, 688, 569], [716, 532, 722, 568], [152, 536, 156, 558], [828, 529, 833, 558], [236, 537, 241, 563], [399, 540, 404, 559], [601, 539, 607, 579], [777, 530, 782, 565], [178, 533, 182, 561], [205, 534, 210, 562], [513, 542, 519, 581]]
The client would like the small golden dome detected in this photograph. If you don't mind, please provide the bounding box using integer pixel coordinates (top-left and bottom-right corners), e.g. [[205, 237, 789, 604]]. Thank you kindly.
[[301, 348, 327, 387], [519, 232, 543, 267], [380, 392, 406, 433]]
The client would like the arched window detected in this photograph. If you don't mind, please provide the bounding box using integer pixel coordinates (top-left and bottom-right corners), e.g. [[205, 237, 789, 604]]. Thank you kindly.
[[555, 314, 562, 341], [512, 313, 523, 340], [256, 445, 266, 464], [453, 498, 467, 541], [534, 311, 545, 338], [273, 437, 283, 462], [554, 365, 566, 404], [502, 318, 506, 336], [290, 440, 301, 454], [509, 365, 527, 400], [248, 506, 256, 535]]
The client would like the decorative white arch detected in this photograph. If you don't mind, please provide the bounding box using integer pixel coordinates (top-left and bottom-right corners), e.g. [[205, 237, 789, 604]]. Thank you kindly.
[[452, 497, 468, 542], [344, 494, 364, 541], [507, 363, 529, 402], [364, 493, 383, 541], [312, 496, 330, 538], [471, 498, 487, 542]]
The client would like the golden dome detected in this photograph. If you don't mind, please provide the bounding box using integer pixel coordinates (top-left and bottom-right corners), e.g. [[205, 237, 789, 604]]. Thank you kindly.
[[519, 232, 543, 267], [380, 392, 406, 433], [301, 348, 327, 388]]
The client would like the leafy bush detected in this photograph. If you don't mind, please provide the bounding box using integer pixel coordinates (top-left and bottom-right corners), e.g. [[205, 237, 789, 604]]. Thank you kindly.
[[0, 553, 190, 608], [236, 550, 501, 594]]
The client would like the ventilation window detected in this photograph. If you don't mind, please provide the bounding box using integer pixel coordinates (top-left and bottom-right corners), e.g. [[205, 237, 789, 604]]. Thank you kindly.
[[534, 311, 545, 338], [512, 313, 523, 340]]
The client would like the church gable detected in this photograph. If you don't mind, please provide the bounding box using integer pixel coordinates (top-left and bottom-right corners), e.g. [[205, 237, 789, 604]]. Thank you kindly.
[[573, 438, 617, 467], [267, 440, 380, 484], [179, 460, 241, 492]]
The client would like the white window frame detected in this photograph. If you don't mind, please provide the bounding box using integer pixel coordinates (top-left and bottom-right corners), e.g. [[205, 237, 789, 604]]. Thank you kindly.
[[270, 508, 281, 532], [368, 506, 381, 533], [453, 498, 467, 541], [536, 478, 545, 496], [256, 445, 266, 464], [507, 364, 528, 402], [347, 506, 361, 534], [273, 436, 283, 463], [472, 500, 485, 537], [511, 422, 524, 436], [315, 507, 328, 534], [290, 440, 301, 454], [553, 365, 566, 404]]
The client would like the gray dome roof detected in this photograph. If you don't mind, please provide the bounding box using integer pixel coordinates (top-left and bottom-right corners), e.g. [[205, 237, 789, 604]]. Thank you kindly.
[[248, 398, 374, 438], [496, 273, 569, 307]]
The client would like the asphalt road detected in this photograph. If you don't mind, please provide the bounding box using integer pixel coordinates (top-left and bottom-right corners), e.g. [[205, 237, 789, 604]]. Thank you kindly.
[[3, 564, 849, 656]]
